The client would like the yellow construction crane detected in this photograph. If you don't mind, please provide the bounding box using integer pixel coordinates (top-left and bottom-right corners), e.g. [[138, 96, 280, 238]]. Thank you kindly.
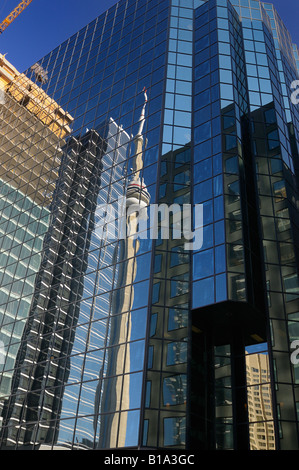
[[0, 0, 34, 34]]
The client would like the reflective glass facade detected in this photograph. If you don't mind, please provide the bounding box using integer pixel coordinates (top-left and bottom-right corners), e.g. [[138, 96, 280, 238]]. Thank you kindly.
[[0, 0, 299, 451]]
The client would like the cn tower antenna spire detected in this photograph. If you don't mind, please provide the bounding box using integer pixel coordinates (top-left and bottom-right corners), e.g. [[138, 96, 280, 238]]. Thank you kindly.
[[126, 87, 150, 208], [137, 87, 148, 137]]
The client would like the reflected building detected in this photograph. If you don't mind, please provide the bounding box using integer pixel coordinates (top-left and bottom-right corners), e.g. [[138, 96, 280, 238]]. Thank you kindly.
[[0, 54, 73, 433], [1, 127, 105, 447], [245, 351, 275, 450], [143, 142, 191, 448], [0, 117, 132, 448], [97, 89, 151, 449], [1, 0, 299, 451], [189, 0, 299, 451]]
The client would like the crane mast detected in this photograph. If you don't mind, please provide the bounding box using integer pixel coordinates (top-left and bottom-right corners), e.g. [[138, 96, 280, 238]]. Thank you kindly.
[[0, 0, 34, 34]]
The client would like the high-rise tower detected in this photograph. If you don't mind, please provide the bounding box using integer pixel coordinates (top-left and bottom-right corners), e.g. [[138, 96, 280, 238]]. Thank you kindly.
[[97, 89, 150, 449], [0, 0, 299, 451]]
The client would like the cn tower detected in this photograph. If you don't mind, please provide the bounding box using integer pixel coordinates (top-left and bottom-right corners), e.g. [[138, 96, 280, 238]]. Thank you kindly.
[[97, 89, 150, 448]]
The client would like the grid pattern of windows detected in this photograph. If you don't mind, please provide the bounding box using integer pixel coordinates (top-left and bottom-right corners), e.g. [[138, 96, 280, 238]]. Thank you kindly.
[[191, 0, 299, 452], [0, 0, 299, 451], [143, 0, 195, 449], [192, 1, 227, 308], [231, 0, 299, 450], [0, 0, 170, 450]]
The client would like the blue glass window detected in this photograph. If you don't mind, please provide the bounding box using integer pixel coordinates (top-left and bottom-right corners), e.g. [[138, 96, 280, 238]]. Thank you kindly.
[[214, 220, 225, 245], [194, 140, 212, 163], [195, 62, 210, 79], [194, 122, 212, 144], [267, 129, 280, 150], [194, 159, 213, 184], [164, 417, 186, 446], [193, 249, 214, 280], [194, 179, 213, 203], [192, 277, 215, 308], [214, 196, 224, 220], [194, 89, 211, 109], [167, 341, 187, 365], [216, 273, 227, 302], [225, 156, 238, 174], [215, 244, 226, 274]]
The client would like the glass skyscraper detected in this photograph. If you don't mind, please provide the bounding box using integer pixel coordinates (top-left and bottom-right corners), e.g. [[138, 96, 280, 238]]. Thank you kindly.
[[0, 0, 299, 451]]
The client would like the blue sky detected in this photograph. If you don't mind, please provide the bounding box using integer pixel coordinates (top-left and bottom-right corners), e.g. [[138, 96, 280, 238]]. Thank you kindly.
[[0, 0, 298, 72]]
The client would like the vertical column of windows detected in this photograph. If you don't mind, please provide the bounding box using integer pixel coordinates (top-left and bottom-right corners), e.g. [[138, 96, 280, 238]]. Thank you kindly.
[[142, 0, 195, 450]]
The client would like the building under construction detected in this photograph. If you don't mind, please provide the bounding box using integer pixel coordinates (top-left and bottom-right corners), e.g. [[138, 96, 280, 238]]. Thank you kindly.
[[0, 53, 73, 421]]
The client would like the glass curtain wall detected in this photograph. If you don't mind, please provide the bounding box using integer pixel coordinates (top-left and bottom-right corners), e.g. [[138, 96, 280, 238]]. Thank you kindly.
[[191, 0, 299, 451], [0, 0, 299, 451], [0, 0, 169, 450]]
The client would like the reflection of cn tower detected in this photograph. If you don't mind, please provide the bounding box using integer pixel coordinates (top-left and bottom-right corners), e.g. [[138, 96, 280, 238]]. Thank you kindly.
[[97, 90, 150, 448]]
